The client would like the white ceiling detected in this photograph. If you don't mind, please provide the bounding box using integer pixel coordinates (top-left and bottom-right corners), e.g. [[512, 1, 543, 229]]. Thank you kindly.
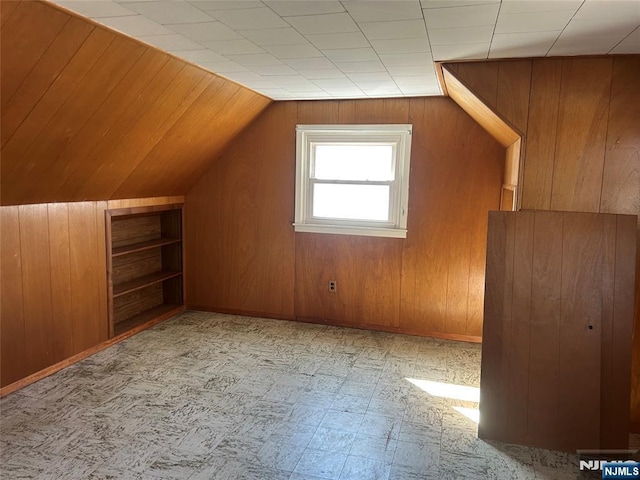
[[51, 0, 640, 100]]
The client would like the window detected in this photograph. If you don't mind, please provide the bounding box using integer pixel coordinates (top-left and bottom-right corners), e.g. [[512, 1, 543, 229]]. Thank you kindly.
[[294, 124, 412, 238]]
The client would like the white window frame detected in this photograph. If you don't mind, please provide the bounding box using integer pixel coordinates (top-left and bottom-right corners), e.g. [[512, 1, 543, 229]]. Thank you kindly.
[[294, 124, 412, 238]]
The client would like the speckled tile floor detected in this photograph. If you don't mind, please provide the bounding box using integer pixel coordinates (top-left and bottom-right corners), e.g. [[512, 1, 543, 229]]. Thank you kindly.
[[1, 311, 636, 479]]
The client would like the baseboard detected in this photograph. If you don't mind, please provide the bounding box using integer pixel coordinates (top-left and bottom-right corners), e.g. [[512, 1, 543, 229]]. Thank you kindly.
[[187, 305, 296, 321], [0, 305, 184, 398]]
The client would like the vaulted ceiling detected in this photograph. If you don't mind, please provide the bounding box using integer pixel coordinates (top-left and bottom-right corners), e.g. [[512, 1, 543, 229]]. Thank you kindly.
[[51, 0, 640, 100], [0, 0, 271, 205]]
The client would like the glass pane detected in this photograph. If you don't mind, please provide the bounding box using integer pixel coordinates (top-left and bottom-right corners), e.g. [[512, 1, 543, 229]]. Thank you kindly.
[[313, 144, 394, 181], [313, 184, 390, 221]]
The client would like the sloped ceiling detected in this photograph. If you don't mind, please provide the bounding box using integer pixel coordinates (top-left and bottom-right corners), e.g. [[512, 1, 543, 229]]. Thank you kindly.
[[49, 0, 640, 100], [0, 0, 272, 206]]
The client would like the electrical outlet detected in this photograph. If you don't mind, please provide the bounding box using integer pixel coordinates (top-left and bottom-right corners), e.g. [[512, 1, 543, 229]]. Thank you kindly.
[[328, 280, 337, 292]]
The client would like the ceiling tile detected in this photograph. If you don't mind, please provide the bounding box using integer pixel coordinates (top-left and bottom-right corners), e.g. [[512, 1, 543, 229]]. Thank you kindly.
[[574, 0, 640, 19], [304, 32, 370, 50], [200, 39, 265, 54], [342, 1, 423, 22], [428, 25, 494, 45], [369, 38, 430, 54], [354, 80, 402, 95], [392, 75, 440, 88], [359, 20, 427, 40], [280, 84, 328, 93], [385, 64, 437, 77], [285, 13, 360, 35], [346, 72, 394, 82], [549, 33, 632, 55], [98, 15, 174, 36], [295, 69, 346, 79], [321, 48, 380, 63], [189, 1, 265, 11], [490, 31, 560, 57], [431, 42, 490, 60], [210, 7, 288, 30], [56, 0, 136, 18], [422, 0, 498, 8], [312, 77, 358, 88], [264, 1, 345, 16], [240, 27, 307, 46], [198, 60, 249, 73], [423, 3, 500, 29], [267, 75, 316, 85], [179, 49, 228, 64], [379, 52, 433, 66], [334, 61, 387, 73], [125, 1, 215, 24], [284, 57, 336, 70], [138, 34, 205, 52], [225, 53, 284, 66], [249, 64, 298, 75], [264, 44, 323, 59], [399, 85, 441, 95], [166, 21, 243, 42], [562, 17, 639, 37], [499, 0, 581, 14], [495, 10, 576, 34], [319, 88, 367, 98], [611, 25, 640, 53]]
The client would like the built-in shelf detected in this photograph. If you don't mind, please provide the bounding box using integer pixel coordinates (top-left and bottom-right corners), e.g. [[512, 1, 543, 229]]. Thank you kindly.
[[113, 271, 182, 298], [112, 237, 181, 257], [106, 204, 184, 338], [113, 303, 183, 336]]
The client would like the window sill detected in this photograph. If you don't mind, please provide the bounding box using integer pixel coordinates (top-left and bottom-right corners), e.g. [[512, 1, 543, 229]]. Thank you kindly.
[[293, 223, 407, 239]]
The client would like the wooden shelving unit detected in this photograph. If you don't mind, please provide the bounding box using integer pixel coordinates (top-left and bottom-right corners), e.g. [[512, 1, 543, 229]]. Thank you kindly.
[[106, 204, 184, 337]]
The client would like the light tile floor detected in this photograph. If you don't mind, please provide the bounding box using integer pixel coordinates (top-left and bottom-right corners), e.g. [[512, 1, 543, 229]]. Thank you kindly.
[[0, 311, 636, 479]]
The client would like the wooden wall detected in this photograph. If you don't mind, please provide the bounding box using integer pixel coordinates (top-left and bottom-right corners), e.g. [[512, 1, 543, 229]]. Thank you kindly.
[[446, 56, 640, 427], [0, 0, 271, 206], [481, 210, 636, 452], [185, 98, 504, 339], [0, 197, 182, 388]]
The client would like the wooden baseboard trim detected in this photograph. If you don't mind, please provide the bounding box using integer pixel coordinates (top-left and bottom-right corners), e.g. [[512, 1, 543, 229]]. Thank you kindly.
[[0, 305, 185, 398], [187, 306, 482, 343]]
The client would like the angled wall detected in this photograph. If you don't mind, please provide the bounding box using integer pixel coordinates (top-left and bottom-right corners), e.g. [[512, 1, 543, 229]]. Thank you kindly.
[[0, 0, 271, 206]]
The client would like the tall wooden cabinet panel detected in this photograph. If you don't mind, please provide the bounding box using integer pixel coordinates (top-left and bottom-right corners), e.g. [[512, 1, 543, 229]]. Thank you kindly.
[[106, 204, 184, 337], [480, 210, 637, 452]]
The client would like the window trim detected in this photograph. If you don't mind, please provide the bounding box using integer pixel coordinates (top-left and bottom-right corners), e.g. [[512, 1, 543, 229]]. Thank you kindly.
[[294, 124, 412, 238]]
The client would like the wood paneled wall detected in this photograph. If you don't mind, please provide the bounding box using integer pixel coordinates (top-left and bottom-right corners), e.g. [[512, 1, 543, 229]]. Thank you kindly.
[[446, 56, 640, 427], [481, 210, 636, 451], [185, 98, 504, 339], [0, 0, 271, 206], [0, 197, 182, 387]]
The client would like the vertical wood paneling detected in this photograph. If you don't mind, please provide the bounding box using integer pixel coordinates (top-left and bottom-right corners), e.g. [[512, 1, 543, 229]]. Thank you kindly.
[[68, 203, 103, 352], [482, 210, 635, 451], [187, 97, 502, 338], [47, 203, 74, 361], [455, 61, 499, 109], [600, 57, 640, 216], [558, 214, 603, 449], [19, 204, 54, 374], [507, 211, 535, 442], [550, 58, 613, 212], [497, 60, 532, 133], [528, 212, 563, 446], [521, 59, 562, 210], [0, 206, 26, 385], [0, 1, 20, 27]]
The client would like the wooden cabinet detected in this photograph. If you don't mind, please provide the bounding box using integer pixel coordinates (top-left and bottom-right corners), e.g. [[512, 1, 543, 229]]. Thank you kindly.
[[106, 204, 184, 337], [480, 210, 637, 452]]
